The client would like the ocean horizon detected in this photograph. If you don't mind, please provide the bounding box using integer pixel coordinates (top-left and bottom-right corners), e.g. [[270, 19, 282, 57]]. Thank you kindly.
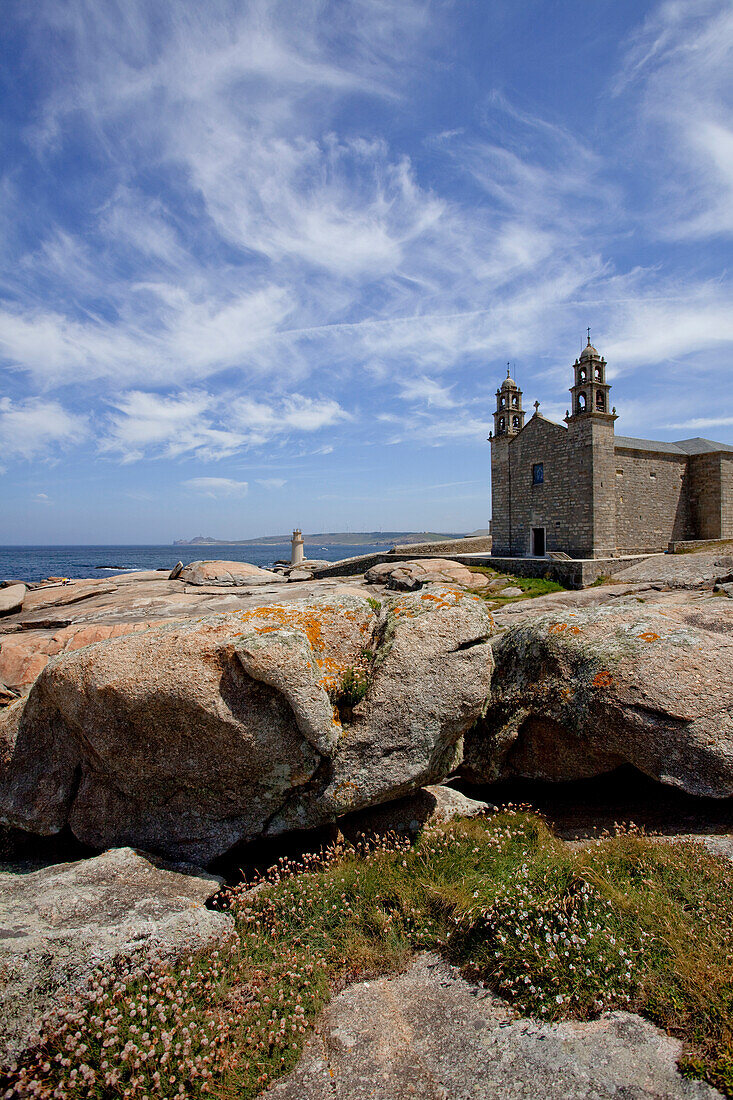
[[0, 543, 389, 584]]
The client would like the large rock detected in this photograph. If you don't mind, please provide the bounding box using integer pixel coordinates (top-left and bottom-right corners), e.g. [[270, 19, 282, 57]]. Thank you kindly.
[[177, 559, 282, 586], [0, 847, 231, 1063], [463, 600, 733, 797], [0, 621, 156, 695], [0, 585, 25, 617], [0, 589, 493, 863], [613, 551, 733, 588], [263, 952, 718, 1100], [338, 784, 491, 842], [365, 558, 488, 591]]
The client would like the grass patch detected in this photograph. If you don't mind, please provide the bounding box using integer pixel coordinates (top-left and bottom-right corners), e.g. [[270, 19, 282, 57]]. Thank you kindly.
[[466, 567, 565, 606], [5, 814, 732, 1097]]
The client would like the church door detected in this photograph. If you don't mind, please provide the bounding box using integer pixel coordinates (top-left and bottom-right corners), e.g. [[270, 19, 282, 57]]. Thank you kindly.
[[531, 527, 546, 556]]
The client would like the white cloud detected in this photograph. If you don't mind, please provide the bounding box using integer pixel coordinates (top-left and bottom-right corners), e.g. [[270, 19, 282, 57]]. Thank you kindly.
[[662, 416, 733, 431], [183, 477, 249, 497], [616, 0, 733, 239], [102, 390, 245, 462], [0, 397, 87, 461], [256, 478, 286, 490], [100, 389, 351, 462], [398, 376, 456, 408], [32, 492, 52, 505], [230, 394, 350, 440]]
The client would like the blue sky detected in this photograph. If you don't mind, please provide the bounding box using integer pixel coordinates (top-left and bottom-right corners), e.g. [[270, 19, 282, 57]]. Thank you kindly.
[[1, 0, 733, 543]]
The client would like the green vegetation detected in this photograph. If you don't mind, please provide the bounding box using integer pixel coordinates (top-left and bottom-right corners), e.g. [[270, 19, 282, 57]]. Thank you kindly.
[[366, 596, 382, 613], [466, 566, 565, 605], [5, 813, 732, 1098], [590, 574, 612, 587], [326, 664, 370, 721]]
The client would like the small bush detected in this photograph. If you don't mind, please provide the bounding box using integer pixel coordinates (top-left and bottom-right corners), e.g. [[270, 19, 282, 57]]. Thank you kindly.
[[327, 665, 369, 721]]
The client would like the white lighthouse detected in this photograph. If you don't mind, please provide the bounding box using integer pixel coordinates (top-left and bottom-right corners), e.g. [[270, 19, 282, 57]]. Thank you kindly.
[[290, 528, 305, 566]]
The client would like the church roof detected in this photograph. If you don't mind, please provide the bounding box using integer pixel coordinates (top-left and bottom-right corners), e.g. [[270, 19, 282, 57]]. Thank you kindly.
[[615, 435, 733, 456], [672, 437, 733, 455], [579, 341, 599, 360]]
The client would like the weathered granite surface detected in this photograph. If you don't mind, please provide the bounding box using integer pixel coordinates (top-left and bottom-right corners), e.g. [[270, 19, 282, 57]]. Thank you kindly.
[[463, 597, 733, 798], [263, 952, 719, 1099], [177, 560, 283, 586], [612, 551, 733, 588], [365, 558, 489, 591], [0, 847, 231, 1064], [0, 585, 25, 618], [0, 588, 494, 863], [0, 570, 385, 696]]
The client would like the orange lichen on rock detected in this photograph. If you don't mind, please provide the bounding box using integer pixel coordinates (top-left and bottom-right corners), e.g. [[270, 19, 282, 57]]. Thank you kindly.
[[234, 601, 372, 695], [592, 670, 614, 688], [638, 631, 660, 642]]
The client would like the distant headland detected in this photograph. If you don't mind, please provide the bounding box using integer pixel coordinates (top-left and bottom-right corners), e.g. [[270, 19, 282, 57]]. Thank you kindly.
[[173, 531, 468, 547]]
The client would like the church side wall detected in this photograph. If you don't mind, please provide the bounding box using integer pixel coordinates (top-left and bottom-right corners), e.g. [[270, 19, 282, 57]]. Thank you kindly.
[[689, 453, 723, 540], [722, 455, 733, 538], [615, 448, 690, 552]]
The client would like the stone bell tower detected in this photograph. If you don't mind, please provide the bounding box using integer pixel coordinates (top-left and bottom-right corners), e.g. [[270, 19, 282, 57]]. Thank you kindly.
[[564, 336, 618, 558], [490, 369, 524, 556], [492, 368, 525, 438], [568, 337, 612, 418]]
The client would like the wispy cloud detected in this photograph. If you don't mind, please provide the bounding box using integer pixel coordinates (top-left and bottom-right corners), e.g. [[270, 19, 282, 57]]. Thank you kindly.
[[183, 477, 249, 498], [0, 397, 87, 461], [616, 0, 733, 239]]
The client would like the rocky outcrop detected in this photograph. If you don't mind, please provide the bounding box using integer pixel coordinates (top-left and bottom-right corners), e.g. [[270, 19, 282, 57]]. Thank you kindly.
[[0, 585, 25, 617], [365, 558, 488, 591], [0, 589, 494, 863], [462, 600, 733, 798], [613, 551, 733, 588], [0, 847, 231, 1063], [263, 952, 719, 1100], [176, 560, 282, 586], [338, 784, 491, 841], [0, 621, 156, 695]]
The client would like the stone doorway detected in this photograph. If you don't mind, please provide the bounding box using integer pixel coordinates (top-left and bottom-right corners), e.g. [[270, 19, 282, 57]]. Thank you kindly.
[[531, 527, 546, 556]]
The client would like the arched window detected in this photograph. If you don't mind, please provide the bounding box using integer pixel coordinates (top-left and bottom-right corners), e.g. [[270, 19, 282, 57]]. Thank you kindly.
[[577, 392, 586, 413], [511, 394, 518, 407], [500, 395, 506, 407], [594, 366, 602, 381], [499, 416, 505, 432], [596, 390, 605, 410], [512, 415, 520, 429], [579, 368, 587, 382]]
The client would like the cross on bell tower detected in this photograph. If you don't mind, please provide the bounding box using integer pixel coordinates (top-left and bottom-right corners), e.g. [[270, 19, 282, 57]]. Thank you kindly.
[[492, 366, 525, 438]]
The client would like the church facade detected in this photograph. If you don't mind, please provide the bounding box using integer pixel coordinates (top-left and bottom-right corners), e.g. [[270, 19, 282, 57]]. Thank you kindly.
[[489, 340, 733, 559]]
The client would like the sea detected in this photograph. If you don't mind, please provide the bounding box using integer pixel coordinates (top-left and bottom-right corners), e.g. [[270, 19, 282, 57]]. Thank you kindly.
[[0, 543, 389, 585]]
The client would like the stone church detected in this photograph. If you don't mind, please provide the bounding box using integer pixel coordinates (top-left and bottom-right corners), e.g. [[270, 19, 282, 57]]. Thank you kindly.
[[489, 339, 733, 559]]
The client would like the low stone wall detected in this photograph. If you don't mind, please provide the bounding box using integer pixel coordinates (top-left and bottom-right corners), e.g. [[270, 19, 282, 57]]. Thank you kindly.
[[313, 542, 492, 579], [451, 554, 655, 589], [669, 537, 733, 554], [313, 549, 654, 588], [391, 535, 492, 555]]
